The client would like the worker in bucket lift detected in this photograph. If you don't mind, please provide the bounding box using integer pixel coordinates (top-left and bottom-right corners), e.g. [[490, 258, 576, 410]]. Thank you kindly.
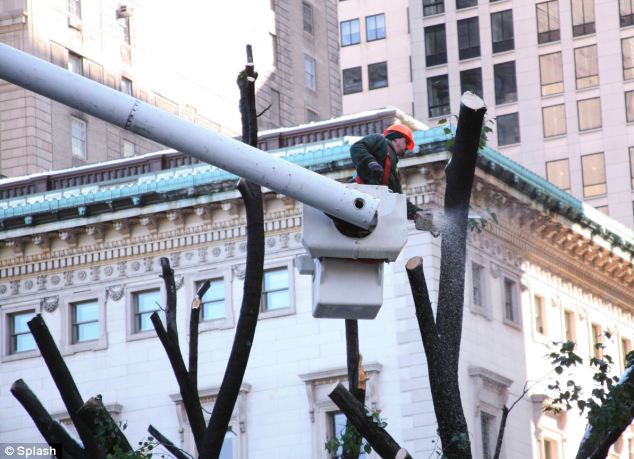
[[350, 123, 421, 220]]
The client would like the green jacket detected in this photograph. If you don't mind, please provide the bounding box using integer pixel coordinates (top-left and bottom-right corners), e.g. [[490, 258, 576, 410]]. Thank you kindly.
[[350, 133, 419, 219]]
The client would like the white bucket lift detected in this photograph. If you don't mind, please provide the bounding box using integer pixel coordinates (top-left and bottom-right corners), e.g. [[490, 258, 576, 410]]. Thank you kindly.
[[298, 184, 407, 320]]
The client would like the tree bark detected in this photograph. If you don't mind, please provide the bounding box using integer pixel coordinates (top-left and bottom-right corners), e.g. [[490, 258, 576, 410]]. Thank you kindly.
[[343, 320, 365, 459], [575, 366, 634, 459], [492, 406, 509, 459], [189, 280, 210, 395], [76, 396, 132, 455], [407, 93, 486, 459], [148, 425, 191, 459], [200, 44, 265, 459], [151, 309, 206, 452], [27, 314, 101, 457], [11, 379, 86, 459], [329, 383, 411, 459]]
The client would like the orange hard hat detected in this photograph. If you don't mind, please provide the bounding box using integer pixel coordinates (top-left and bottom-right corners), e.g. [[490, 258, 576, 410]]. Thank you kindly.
[[384, 124, 415, 151]]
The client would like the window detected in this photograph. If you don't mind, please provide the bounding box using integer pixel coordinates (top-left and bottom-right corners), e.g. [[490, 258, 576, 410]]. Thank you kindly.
[[563, 309, 576, 343], [494, 61, 517, 105], [542, 105, 566, 137], [595, 205, 608, 215], [71, 300, 99, 343], [342, 67, 362, 94], [425, 24, 447, 66], [261, 268, 290, 312], [623, 37, 634, 80], [620, 0, 634, 27], [270, 88, 281, 125], [120, 77, 132, 96], [67, 0, 81, 17], [491, 10, 514, 53], [71, 117, 87, 159], [133, 289, 161, 333], [460, 68, 483, 98], [574, 45, 599, 89], [119, 16, 131, 45], [328, 412, 368, 458], [366, 14, 385, 41], [122, 140, 135, 157], [571, 0, 595, 36], [480, 412, 495, 459], [539, 52, 563, 95], [621, 337, 632, 371], [581, 152, 606, 197], [497, 113, 520, 146], [68, 52, 83, 75], [304, 56, 316, 90], [536, 1, 560, 44], [303, 2, 314, 34], [546, 159, 571, 192], [306, 108, 319, 123], [543, 437, 560, 459], [471, 262, 486, 308], [534, 295, 547, 336], [591, 323, 603, 359], [427, 75, 450, 117], [503, 277, 520, 325], [577, 98, 602, 130], [627, 91, 634, 122], [423, 0, 444, 16], [368, 62, 388, 90], [630, 147, 634, 188], [457, 0, 477, 9], [458, 17, 480, 60], [9, 311, 36, 354], [340, 19, 360, 46], [197, 279, 226, 321], [271, 33, 279, 67]]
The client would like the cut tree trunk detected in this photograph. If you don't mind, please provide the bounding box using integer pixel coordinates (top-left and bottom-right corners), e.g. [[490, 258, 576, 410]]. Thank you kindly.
[[342, 320, 365, 459], [148, 425, 191, 459], [76, 396, 132, 455]]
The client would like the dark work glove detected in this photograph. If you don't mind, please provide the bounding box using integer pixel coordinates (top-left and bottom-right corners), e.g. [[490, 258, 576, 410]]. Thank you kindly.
[[367, 160, 384, 184]]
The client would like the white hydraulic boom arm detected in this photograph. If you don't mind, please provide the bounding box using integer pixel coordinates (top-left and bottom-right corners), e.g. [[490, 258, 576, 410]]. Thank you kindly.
[[0, 43, 379, 230]]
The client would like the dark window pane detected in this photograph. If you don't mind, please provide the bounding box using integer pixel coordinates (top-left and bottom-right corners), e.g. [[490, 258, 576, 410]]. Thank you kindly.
[[491, 10, 514, 53], [458, 17, 480, 60], [536, 1, 560, 44], [494, 61, 517, 105], [368, 62, 388, 89], [497, 113, 520, 145], [342, 67, 362, 94], [571, 0, 595, 36], [340, 19, 360, 46], [425, 24, 447, 66], [620, 0, 634, 27], [366, 13, 386, 41], [427, 75, 450, 117], [303, 2, 314, 34], [423, 0, 444, 16], [457, 0, 477, 8], [460, 68, 483, 98], [623, 37, 634, 79]]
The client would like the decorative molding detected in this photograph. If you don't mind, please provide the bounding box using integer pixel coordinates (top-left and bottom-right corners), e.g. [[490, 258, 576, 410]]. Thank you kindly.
[[166, 210, 185, 229], [198, 247, 208, 263], [32, 235, 50, 252], [139, 215, 158, 234], [37, 275, 47, 291], [86, 225, 104, 244], [143, 257, 154, 272], [225, 242, 235, 258], [10, 280, 19, 295], [106, 285, 125, 301], [232, 264, 246, 280], [90, 266, 101, 281], [58, 231, 77, 248], [170, 252, 181, 268], [112, 220, 131, 238], [40, 296, 59, 313], [221, 201, 239, 218], [63, 271, 73, 286], [5, 239, 24, 256]]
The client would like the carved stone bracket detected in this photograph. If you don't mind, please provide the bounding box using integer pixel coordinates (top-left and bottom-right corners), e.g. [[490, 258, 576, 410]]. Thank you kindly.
[[143, 257, 154, 272], [139, 215, 158, 234], [194, 205, 213, 223], [5, 239, 24, 256], [40, 296, 59, 313], [221, 200, 240, 219], [166, 210, 185, 229], [106, 285, 125, 301], [86, 225, 104, 244], [58, 230, 77, 248], [232, 263, 246, 280], [32, 235, 50, 252], [112, 220, 131, 238]]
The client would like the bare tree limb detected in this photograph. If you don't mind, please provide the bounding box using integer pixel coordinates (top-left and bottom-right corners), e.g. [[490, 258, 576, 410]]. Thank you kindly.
[[189, 280, 210, 393], [27, 314, 102, 457], [405, 256, 440, 354], [160, 257, 178, 341], [200, 44, 265, 458], [150, 309, 205, 452], [328, 383, 412, 459], [148, 425, 192, 459], [343, 320, 365, 459], [76, 396, 132, 455], [11, 379, 86, 459], [493, 383, 529, 459]]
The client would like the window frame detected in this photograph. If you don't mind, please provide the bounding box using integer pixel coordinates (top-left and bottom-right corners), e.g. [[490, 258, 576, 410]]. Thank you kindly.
[[469, 259, 491, 318], [533, 294, 548, 339], [626, 90, 634, 122], [574, 45, 599, 89], [496, 112, 520, 146], [546, 158, 571, 192], [61, 290, 108, 355], [342, 66, 363, 95], [119, 16, 131, 45], [491, 10, 514, 53], [571, 0, 595, 36], [536, 1, 561, 44], [304, 55, 317, 91], [622, 37, 634, 80], [493, 61, 517, 105], [125, 283, 165, 341], [368, 61, 388, 90], [122, 139, 135, 157], [67, 0, 81, 18], [539, 52, 564, 96], [191, 270, 235, 332], [457, 17, 481, 60], [340, 18, 360, 46], [2, 304, 39, 361], [629, 146, 634, 189], [68, 52, 83, 76], [424, 24, 448, 67], [423, 0, 444, 16], [563, 309, 577, 344], [427, 74, 450, 118], [366, 13, 386, 42], [71, 116, 87, 159], [120, 77, 133, 96], [581, 152, 607, 197], [460, 67, 483, 98], [542, 104, 567, 138], [457, 0, 478, 9], [303, 2, 314, 35], [590, 322, 604, 359], [620, 0, 634, 27], [502, 275, 521, 327], [577, 97, 602, 131], [259, 262, 295, 319]]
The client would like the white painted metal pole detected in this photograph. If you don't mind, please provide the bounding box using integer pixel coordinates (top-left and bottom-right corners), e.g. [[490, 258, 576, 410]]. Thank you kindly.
[[0, 43, 379, 229]]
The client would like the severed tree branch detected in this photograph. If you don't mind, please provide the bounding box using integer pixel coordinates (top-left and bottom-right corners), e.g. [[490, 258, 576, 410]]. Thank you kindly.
[[76, 396, 132, 455], [27, 314, 102, 457], [493, 383, 529, 459], [148, 425, 192, 459], [200, 44, 265, 458], [189, 280, 210, 394], [11, 379, 86, 459], [343, 320, 365, 459], [160, 258, 178, 341], [405, 256, 440, 355], [329, 383, 412, 459]]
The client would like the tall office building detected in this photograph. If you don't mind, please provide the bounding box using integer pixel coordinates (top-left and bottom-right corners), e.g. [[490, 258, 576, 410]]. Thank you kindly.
[[0, 0, 341, 177], [338, 1, 634, 228]]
